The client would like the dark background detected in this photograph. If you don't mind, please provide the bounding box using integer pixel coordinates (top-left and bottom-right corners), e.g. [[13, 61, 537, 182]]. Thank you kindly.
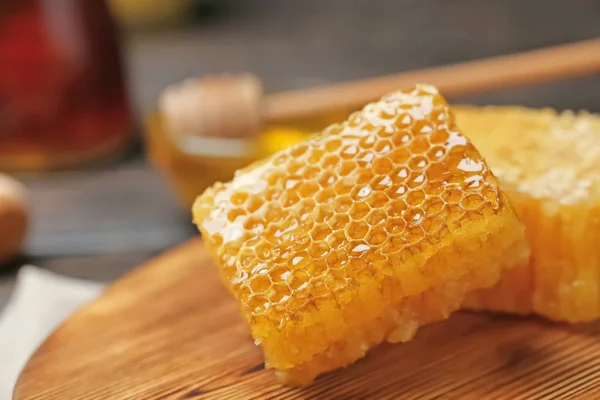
[[1, 0, 599, 308]]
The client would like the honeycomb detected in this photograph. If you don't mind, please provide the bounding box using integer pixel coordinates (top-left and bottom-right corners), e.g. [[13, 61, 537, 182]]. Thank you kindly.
[[458, 106, 600, 322], [193, 85, 529, 386]]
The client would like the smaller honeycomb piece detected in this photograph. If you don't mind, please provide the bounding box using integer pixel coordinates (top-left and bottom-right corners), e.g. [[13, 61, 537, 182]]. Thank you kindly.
[[193, 86, 529, 386], [458, 106, 600, 322]]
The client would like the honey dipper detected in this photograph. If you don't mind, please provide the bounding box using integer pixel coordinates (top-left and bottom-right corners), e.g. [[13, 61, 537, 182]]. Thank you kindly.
[[0, 174, 29, 265], [160, 38, 600, 148]]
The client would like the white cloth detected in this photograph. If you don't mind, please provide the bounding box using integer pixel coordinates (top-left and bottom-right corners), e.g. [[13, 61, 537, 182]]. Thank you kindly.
[[0, 266, 103, 399]]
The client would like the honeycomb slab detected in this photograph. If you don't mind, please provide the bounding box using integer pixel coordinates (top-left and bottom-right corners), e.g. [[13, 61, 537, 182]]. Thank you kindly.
[[458, 106, 600, 322], [193, 85, 528, 385]]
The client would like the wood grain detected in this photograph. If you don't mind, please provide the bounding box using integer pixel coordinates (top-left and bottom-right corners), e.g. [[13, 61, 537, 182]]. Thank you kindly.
[[14, 239, 600, 399], [264, 39, 600, 122]]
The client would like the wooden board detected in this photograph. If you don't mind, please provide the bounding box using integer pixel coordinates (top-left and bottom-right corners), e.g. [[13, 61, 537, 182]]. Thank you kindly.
[[14, 239, 600, 400]]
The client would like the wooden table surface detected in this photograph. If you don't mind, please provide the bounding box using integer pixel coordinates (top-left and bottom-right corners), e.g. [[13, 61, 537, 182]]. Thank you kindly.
[[1, 0, 600, 310]]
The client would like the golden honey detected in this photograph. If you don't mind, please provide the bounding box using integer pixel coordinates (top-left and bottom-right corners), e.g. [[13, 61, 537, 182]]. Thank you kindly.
[[458, 106, 600, 322], [193, 86, 528, 385]]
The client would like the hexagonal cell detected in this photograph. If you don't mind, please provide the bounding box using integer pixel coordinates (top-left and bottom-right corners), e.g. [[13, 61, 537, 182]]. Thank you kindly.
[[347, 220, 370, 239], [297, 181, 320, 198], [341, 144, 359, 159], [392, 131, 413, 147], [406, 172, 426, 189], [302, 165, 321, 180], [359, 134, 376, 149], [226, 208, 247, 223], [423, 198, 445, 216], [289, 270, 310, 290], [290, 143, 309, 158], [442, 204, 465, 223], [282, 175, 301, 190], [287, 160, 304, 175], [321, 154, 341, 169], [308, 148, 325, 164], [411, 137, 430, 154], [290, 252, 309, 269], [373, 157, 393, 174], [442, 189, 463, 204], [424, 180, 444, 196], [426, 145, 446, 162], [307, 259, 329, 278], [348, 241, 371, 256], [332, 195, 353, 213], [333, 177, 354, 196], [388, 199, 408, 217], [408, 155, 429, 171], [263, 188, 279, 202], [367, 209, 387, 226], [249, 274, 272, 293], [317, 170, 337, 188], [337, 160, 358, 176], [308, 241, 329, 258], [264, 205, 285, 224], [247, 294, 269, 313], [269, 283, 292, 303], [357, 151, 376, 167], [386, 184, 407, 199], [429, 127, 450, 144], [267, 171, 285, 187], [385, 217, 406, 235], [255, 242, 272, 260], [422, 215, 445, 234], [316, 188, 336, 204], [325, 138, 342, 152], [231, 191, 249, 206], [367, 192, 389, 209], [329, 214, 350, 230], [280, 191, 301, 208], [406, 225, 425, 244], [430, 108, 448, 124], [349, 201, 370, 220], [245, 196, 265, 213], [390, 147, 412, 165], [310, 224, 332, 241], [414, 120, 434, 136], [406, 190, 426, 207], [373, 139, 393, 155], [366, 227, 387, 246], [314, 205, 334, 223], [325, 249, 349, 269], [404, 208, 425, 225], [391, 166, 409, 185], [269, 265, 291, 282], [347, 257, 368, 276], [351, 185, 372, 201], [293, 235, 311, 252], [297, 198, 317, 218], [382, 236, 405, 254], [394, 112, 413, 129], [356, 169, 375, 185], [327, 231, 348, 249]]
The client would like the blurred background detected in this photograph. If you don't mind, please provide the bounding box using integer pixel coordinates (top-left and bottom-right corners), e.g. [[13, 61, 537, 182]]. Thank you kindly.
[[0, 0, 599, 309]]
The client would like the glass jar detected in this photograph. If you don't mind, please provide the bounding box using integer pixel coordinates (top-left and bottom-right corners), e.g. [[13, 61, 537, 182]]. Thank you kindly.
[[146, 108, 355, 209], [0, 0, 133, 171]]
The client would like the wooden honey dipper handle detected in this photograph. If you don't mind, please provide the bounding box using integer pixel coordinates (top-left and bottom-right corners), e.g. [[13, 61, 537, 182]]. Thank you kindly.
[[264, 38, 600, 121], [160, 39, 600, 142]]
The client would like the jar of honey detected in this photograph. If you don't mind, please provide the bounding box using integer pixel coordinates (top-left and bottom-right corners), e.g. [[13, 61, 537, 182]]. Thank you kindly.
[[0, 0, 133, 171], [145, 76, 352, 209]]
